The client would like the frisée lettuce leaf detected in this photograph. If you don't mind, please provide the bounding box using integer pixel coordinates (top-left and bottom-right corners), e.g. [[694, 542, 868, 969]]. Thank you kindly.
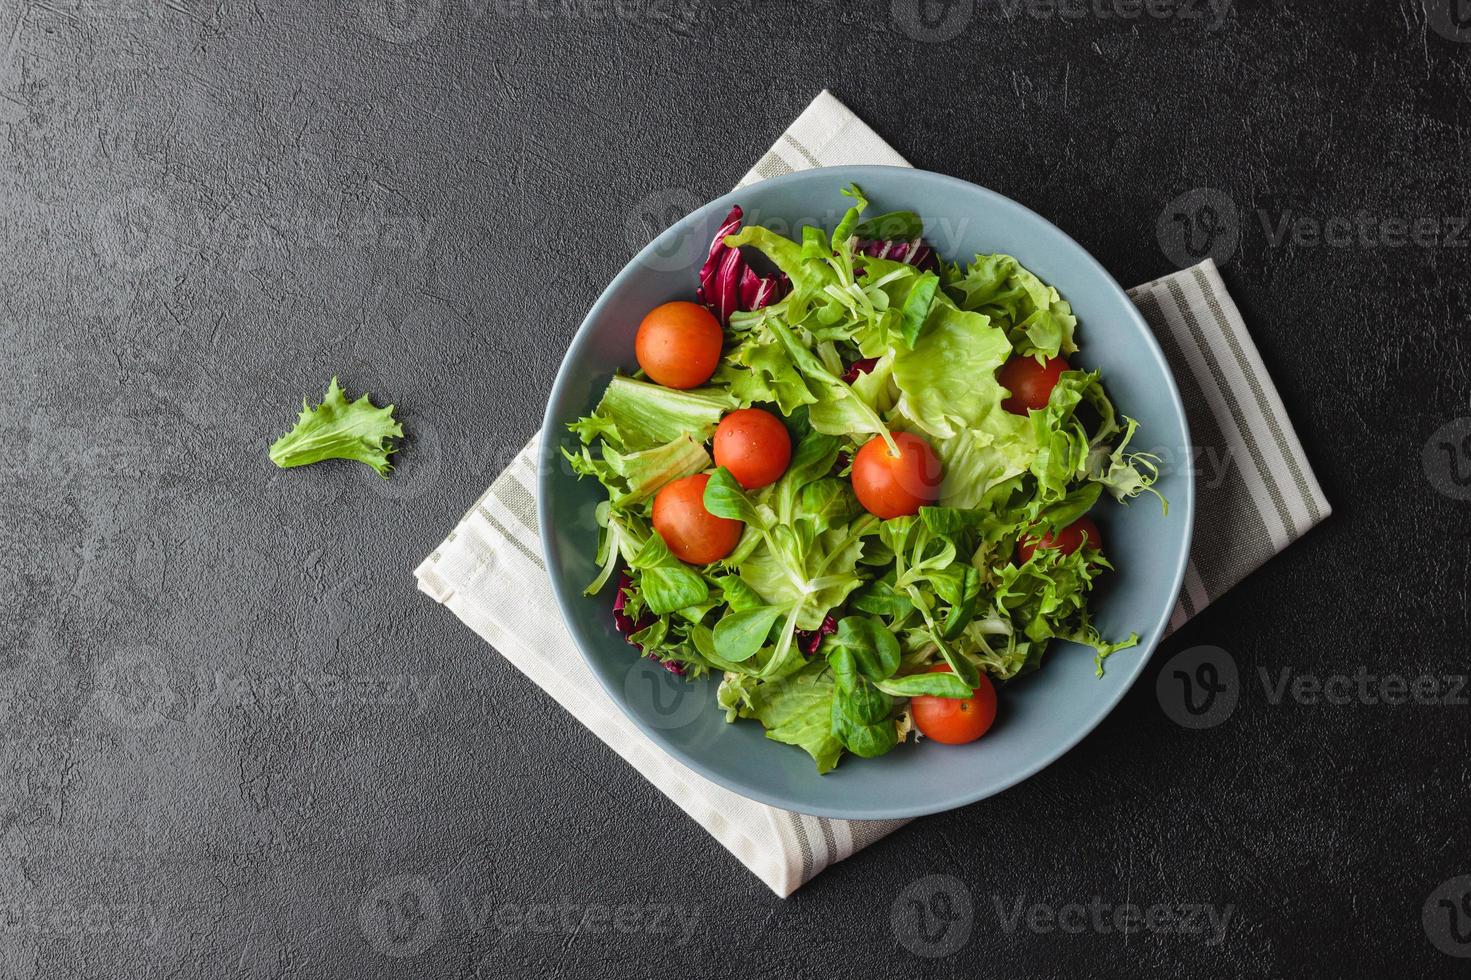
[[269, 377, 403, 477]]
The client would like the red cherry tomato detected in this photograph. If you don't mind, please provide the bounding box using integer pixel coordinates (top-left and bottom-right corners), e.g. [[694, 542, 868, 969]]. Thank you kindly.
[[911, 664, 997, 745], [651, 473, 742, 564], [713, 408, 792, 489], [850, 432, 942, 519], [998, 356, 1070, 414], [635, 301, 723, 389], [1016, 516, 1103, 564]]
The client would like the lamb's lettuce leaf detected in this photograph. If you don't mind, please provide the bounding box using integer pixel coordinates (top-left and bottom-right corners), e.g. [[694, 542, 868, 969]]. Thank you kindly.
[[855, 210, 924, 242], [831, 184, 869, 249], [628, 533, 709, 614]]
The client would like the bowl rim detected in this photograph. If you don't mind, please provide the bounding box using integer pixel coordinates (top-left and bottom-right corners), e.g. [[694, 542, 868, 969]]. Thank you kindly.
[[538, 165, 1195, 819]]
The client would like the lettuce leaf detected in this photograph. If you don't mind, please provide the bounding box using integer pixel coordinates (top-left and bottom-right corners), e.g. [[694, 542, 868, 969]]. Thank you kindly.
[[899, 271, 941, 348], [738, 520, 872, 632], [742, 660, 844, 773], [603, 435, 710, 505], [576, 375, 735, 452], [854, 210, 923, 242], [1032, 369, 1163, 510], [946, 253, 1079, 360], [890, 297, 1013, 440], [766, 317, 895, 448], [629, 533, 710, 614], [714, 329, 817, 416], [962, 544, 1138, 677], [883, 294, 1038, 507], [723, 225, 836, 308], [269, 377, 403, 477], [930, 426, 1032, 510], [1088, 416, 1166, 509], [831, 183, 870, 249]]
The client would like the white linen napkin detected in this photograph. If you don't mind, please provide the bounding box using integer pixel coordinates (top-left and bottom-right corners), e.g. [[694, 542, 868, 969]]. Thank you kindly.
[[414, 89, 1330, 898]]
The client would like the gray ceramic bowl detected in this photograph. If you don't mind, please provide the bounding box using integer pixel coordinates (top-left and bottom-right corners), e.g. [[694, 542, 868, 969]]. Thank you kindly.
[[539, 166, 1194, 819]]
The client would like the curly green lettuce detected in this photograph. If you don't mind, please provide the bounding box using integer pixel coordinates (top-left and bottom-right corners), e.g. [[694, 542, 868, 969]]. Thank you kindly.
[[269, 378, 403, 477]]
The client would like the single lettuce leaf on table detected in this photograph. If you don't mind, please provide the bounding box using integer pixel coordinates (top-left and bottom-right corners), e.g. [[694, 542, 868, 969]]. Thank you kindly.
[[269, 377, 403, 477]]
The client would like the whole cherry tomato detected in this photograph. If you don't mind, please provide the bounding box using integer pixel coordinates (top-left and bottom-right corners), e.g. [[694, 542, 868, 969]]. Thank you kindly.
[[851, 431, 942, 519], [911, 664, 997, 745], [713, 408, 792, 490], [635, 301, 723, 389], [652, 473, 742, 564]]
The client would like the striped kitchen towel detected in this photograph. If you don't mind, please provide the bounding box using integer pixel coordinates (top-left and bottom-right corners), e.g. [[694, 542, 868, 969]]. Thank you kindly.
[[414, 89, 1330, 898]]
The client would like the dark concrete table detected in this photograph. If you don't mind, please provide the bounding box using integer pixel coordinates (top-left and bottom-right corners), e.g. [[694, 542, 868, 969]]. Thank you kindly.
[[3, 1, 1469, 976]]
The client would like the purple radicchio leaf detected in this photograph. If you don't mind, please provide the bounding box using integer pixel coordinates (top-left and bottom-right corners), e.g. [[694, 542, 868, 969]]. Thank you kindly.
[[612, 572, 684, 675], [840, 357, 879, 384], [696, 205, 791, 325], [856, 237, 940, 274], [795, 614, 839, 656], [739, 266, 790, 311]]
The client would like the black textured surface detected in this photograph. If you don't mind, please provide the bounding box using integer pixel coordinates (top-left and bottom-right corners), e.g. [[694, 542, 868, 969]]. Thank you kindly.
[[3, 1, 1470, 976]]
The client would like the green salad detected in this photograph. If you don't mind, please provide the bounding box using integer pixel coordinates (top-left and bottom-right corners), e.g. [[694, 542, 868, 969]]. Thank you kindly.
[[566, 185, 1164, 772]]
